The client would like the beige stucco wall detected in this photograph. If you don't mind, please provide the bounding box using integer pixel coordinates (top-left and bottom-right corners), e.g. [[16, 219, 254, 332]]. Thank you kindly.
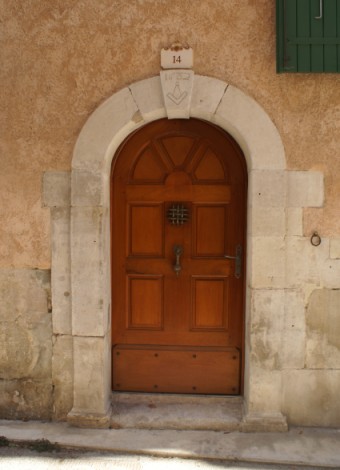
[[1, 1, 340, 426], [1, 0, 339, 269]]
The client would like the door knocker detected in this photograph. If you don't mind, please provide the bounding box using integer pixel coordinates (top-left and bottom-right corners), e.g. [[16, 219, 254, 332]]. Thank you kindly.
[[173, 245, 183, 277]]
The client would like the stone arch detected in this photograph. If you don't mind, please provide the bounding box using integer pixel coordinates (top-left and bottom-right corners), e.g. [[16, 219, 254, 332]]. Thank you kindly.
[[66, 75, 288, 429]]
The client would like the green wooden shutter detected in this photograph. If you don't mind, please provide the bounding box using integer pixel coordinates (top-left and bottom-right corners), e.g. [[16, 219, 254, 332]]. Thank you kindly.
[[277, 0, 340, 72]]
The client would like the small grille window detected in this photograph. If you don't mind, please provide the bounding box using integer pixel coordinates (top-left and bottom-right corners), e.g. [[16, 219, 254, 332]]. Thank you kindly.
[[167, 203, 190, 225]]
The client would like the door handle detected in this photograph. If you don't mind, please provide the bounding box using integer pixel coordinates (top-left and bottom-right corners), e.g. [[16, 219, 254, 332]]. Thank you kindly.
[[315, 0, 323, 19], [224, 245, 242, 279], [173, 245, 183, 277]]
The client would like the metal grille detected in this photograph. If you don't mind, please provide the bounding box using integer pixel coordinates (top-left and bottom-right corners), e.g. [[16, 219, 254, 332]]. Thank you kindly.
[[167, 203, 189, 225]]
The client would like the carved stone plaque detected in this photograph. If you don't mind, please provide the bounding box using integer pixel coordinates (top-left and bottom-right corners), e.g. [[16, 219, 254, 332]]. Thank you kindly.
[[161, 44, 193, 69], [160, 69, 194, 119], [160, 43, 194, 119]]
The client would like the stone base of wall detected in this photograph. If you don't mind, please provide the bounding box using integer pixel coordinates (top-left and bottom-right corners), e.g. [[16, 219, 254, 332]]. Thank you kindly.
[[1, 246, 340, 427], [67, 407, 112, 429], [1, 267, 340, 428], [52, 334, 74, 421], [0, 379, 53, 421], [241, 411, 288, 433], [0, 268, 73, 421]]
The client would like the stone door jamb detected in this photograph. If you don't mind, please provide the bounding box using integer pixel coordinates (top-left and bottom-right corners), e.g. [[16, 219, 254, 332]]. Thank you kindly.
[[44, 75, 290, 430]]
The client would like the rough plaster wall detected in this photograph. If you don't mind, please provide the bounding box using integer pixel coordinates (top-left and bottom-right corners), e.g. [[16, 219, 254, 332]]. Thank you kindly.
[[1, 0, 340, 268]]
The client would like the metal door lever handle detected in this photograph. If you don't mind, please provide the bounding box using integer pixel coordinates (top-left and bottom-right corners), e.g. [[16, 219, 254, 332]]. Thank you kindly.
[[315, 0, 323, 19], [224, 245, 242, 279], [173, 245, 183, 277]]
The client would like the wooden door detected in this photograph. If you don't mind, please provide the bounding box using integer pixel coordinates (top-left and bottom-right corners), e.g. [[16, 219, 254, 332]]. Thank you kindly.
[[111, 119, 247, 395]]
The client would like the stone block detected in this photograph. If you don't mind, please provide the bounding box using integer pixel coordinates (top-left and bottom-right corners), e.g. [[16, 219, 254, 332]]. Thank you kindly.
[[282, 370, 340, 427], [281, 289, 306, 369], [214, 85, 286, 171], [248, 206, 285, 237], [0, 318, 52, 380], [42, 171, 71, 208], [286, 236, 330, 288], [0, 268, 51, 322], [306, 288, 340, 369], [249, 170, 286, 208], [73, 87, 139, 172], [191, 75, 227, 120], [0, 269, 52, 381], [241, 411, 288, 432], [68, 335, 111, 427], [71, 207, 108, 337], [250, 289, 285, 370], [71, 170, 102, 206], [286, 208, 303, 236], [52, 335, 73, 420], [330, 239, 340, 259], [51, 207, 71, 335], [71, 207, 110, 336], [319, 257, 340, 289], [287, 171, 324, 208], [160, 70, 194, 119], [246, 367, 283, 414], [0, 379, 52, 420], [129, 76, 166, 121], [249, 237, 285, 288], [0, 270, 52, 421]]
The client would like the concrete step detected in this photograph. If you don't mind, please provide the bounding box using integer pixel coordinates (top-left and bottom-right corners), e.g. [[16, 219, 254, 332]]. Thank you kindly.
[[111, 392, 243, 431]]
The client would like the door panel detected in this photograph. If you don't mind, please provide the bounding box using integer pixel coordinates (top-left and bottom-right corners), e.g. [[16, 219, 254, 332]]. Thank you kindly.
[[127, 275, 164, 330], [191, 277, 229, 331], [160, 135, 196, 167], [194, 205, 228, 256], [193, 147, 226, 182], [128, 204, 164, 256], [113, 345, 240, 394], [111, 118, 247, 394]]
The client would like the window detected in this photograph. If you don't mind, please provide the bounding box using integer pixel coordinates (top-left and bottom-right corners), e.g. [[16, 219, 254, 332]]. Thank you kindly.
[[277, 0, 340, 73]]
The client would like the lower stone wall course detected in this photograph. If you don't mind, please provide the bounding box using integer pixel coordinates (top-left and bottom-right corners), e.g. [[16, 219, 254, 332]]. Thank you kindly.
[[282, 369, 340, 427], [281, 289, 306, 370], [306, 288, 340, 369], [0, 379, 53, 421], [0, 269, 53, 420], [52, 335, 74, 421]]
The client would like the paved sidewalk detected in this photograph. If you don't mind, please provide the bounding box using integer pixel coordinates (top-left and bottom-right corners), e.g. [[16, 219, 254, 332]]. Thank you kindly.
[[0, 420, 339, 468], [0, 447, 333, 470]]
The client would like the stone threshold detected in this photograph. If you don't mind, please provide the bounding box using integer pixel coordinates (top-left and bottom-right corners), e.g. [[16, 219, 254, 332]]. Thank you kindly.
[[110, 392, 243, 431]]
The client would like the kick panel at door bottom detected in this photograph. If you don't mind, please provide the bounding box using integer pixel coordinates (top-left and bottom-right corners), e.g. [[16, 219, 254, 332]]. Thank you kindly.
[[112, 345, 240, 394]]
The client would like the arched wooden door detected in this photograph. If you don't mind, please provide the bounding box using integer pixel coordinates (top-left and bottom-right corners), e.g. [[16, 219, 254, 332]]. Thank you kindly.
[[111, 119, 247, 395]]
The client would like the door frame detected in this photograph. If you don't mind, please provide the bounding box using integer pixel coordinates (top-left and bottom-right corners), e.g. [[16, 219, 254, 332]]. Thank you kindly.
[[63, 75, 288, 430]]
